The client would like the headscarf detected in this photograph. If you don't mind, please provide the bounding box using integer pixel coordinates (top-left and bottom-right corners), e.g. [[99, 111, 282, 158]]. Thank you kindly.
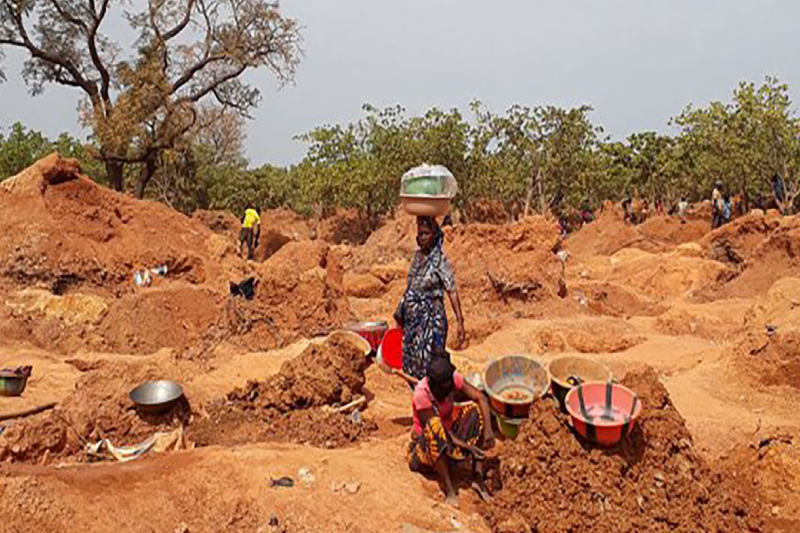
[[417, 216, 444, 252]]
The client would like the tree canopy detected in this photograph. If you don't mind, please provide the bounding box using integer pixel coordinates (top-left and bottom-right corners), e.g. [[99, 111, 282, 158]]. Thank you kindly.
[[2, 76, 800, 219], [0, 0, 302, 197]]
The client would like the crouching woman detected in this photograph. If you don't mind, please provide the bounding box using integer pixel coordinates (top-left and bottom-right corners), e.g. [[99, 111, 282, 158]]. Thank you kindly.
[[407, 355, 494, 505]]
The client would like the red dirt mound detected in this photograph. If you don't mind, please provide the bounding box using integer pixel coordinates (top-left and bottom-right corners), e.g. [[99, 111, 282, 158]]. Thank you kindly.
[[193, 209, 240, 238], [567, 203, 708, 259], [98, 286, 225, 354], [318, 208, 374, 245], [445, 215, 563, 303], [228, 334, 370, 412], [481, 368, 764, 533], [188, 403, 375, 449], [731, 329, 800, 391], [566, 205, 657, 257], [639, 215, 709, 246], [190, 334, 375, 448], [0, 154, 225, 296], [253, 240, 353, 340], [353, 211, 418, 268], [701, 211, 782, 267]]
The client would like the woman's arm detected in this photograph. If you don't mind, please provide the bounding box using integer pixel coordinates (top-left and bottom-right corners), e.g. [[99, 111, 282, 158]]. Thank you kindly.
[[418, 406, 485, 459], [461, 381, 495, 447], [447, 289, 466, 349]]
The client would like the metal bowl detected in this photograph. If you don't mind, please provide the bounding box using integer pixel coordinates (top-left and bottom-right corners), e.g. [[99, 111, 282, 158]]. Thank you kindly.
[[345, 320, 389, 352], [0, 373, 28, 397], [129, 380, 184, 411]]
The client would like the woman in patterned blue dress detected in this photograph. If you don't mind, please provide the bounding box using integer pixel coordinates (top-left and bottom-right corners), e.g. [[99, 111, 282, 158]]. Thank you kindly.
[[395, 217, 466, 380]]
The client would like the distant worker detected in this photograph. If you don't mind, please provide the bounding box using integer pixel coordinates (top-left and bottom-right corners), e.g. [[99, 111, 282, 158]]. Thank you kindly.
[[580, 200, 594, 226], [622, 194, 633, 225], [772, 173, 786, 212], [721, 194, 733, 225], [240, 206, 261, 260], [711, 181, 723, 229], [640, 199, 649, 224], [677, 197, 689, 224]]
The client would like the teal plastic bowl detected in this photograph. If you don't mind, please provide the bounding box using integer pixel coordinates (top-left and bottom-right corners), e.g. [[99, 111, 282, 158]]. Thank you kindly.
[[403, 176, 442, 196]]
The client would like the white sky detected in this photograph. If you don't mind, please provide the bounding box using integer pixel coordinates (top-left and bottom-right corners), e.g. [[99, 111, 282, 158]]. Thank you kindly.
[[1, 0, 800, 166]]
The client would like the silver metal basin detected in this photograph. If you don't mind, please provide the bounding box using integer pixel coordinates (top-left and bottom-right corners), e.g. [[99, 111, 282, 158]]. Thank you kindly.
[[129, 380, 184, 408]]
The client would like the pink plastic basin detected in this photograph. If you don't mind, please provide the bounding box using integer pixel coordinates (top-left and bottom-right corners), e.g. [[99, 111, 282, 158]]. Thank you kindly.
[[565, 381, 642, 447]]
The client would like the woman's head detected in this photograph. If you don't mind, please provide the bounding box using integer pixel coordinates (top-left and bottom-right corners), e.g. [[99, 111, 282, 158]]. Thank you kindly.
[[428, 352, 456, 402], [416, 216, 439, 252]]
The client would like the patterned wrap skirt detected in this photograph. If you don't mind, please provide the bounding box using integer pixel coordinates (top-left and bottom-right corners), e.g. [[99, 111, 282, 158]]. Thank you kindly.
[[408, 403, 484, 470]]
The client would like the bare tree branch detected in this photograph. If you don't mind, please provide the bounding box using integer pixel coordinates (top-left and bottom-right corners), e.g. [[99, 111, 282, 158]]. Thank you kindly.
[[88, 0, 112, 110]]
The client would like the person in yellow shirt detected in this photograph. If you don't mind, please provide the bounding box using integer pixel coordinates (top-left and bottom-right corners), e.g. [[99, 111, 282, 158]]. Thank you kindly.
[[240, 207, 261, 260]]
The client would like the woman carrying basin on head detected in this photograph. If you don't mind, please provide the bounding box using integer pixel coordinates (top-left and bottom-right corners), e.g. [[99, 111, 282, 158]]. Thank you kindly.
[[394, 216, 466, 381]]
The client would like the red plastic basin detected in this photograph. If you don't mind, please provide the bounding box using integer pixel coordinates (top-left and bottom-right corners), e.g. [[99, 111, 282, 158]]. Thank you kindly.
[[379, 328, 403, 369], [565, 381, 642, 447]]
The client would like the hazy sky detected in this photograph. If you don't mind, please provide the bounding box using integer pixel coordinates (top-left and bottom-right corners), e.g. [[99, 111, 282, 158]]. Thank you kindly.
[[1, 0, 800, 166]]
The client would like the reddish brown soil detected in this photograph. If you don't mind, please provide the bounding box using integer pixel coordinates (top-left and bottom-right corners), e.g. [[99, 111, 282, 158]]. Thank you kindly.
[[481, 368, 765, 533], [190, 334, 376, 448], [567, 206, 710, 258], [0, 358, 192, 464], [228, 334, 370, 412], [731, 330, 800, 390], [4, 155, 800, 532], [0, 154, 218, 295], [189, 403, 375, 449]]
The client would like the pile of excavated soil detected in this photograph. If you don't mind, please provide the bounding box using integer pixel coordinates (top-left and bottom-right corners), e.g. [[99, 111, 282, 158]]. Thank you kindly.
[[522, 317, 645, 354], [445, 216, 564, 304], [570, 281, 666, 319], [567, 205, 709, 259], [318, 208, 374, 245], [0, 154, 226, 295], [188, 403, 375, 449], [350, 211, 417, 268], [605, 248, 736, 302], [190, 334, 375, 448], [0, 359, 192, 464], [639, 215, 709, 246], [731, 330, 800, 391], [228, 334, 370, 412], [481, 368, 764, 533], [99, 286, 225, 354], [654, 299, 753, 341], [701, 211, 782, 268], [566, 206, 659, 257], [743, 277, 800, 330], [721, 217, 800, 299], [254, 241, 353, 339], [193, 209, 241, 238]]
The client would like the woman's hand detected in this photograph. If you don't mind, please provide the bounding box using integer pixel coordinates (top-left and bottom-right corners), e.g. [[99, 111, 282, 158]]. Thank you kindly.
[[456, 321, 466, 350], [447, 289, 466, 350], [465, 444, 486, 460]]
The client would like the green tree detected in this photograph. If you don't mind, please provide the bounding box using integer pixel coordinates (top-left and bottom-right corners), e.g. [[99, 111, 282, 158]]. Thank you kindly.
[[0, 0, 302, 197]]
